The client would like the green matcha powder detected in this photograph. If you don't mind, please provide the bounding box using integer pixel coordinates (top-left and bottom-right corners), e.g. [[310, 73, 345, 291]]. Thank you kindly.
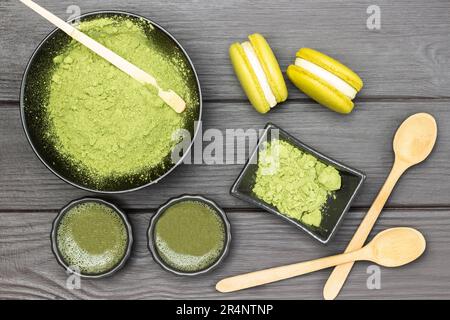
[[253, 139, 341, 227], [46, 17, 198, 185]]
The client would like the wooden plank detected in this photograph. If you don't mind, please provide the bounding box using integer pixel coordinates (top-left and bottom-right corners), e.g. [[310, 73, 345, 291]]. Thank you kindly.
[[1, 0, 450, 101], [1, 99, 449, 210], [0, 208, 448, 299]]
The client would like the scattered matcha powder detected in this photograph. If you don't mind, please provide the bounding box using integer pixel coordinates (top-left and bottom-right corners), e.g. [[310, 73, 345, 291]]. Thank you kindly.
[[46, 17, 198, 183], [253, 139, 341, 227]]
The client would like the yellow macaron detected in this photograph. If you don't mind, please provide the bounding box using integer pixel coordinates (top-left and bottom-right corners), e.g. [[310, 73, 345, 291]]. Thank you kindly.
[[230, 34, 288, 113], [287, 48, 363, 114]]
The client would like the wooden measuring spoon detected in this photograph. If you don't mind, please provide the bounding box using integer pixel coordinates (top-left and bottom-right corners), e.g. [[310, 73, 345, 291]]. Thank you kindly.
[[216, 227, 425, 293], [20, 0, 186, 113], [323, 113, 437, 300]]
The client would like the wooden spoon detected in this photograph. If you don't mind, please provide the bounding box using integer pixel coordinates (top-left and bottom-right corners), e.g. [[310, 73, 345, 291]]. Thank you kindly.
[[216, 227, 425, 293], [20, 0, 186, 113], [323, 112, 437, 300]]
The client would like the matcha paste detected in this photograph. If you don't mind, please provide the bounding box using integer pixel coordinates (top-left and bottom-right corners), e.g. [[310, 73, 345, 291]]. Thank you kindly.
[[45, 17, 198, 185], [56, 202, 129, 275], [155, 201, 226, 272], [253, 139, 341, 227]]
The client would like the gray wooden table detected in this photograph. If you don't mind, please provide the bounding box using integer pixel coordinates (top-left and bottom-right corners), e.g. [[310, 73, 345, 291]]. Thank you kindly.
[[1, 0, 450, 300]]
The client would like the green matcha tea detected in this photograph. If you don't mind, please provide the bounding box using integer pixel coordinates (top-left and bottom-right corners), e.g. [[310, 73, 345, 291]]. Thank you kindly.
[[44, 16, 199, 187], [253, 139, 341, 227], [56, 201, 129, 275], [154, 201, 226, 273]]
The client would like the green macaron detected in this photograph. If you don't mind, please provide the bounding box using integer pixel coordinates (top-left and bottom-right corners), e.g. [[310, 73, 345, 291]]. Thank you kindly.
[[230, 33, 288, 113], [287, 48, 363, 114]]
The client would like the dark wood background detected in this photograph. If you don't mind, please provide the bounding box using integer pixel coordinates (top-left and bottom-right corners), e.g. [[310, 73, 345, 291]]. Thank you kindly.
[[1, 0, 449, 299]]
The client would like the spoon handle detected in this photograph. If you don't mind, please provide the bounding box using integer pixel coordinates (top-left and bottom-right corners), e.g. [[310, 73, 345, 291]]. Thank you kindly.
[[19, 0, 158, 86], [19, 0, 186, 113], [216, 250, 363, 293], [323, 161, 407, 300]]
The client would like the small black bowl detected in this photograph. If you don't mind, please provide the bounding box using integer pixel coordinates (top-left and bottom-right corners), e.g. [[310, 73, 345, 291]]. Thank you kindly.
[[20, 10, 202, 193], [148, 195, 231, 276], [230, 123, 365, 244], [51, 198, 133, 278]]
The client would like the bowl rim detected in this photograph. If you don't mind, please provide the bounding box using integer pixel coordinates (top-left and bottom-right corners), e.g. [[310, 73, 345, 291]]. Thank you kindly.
[[147, 194, 232, 276], [50, 197, 134, 279], [19, 10, 203, 194], [230, 122, 366, 244]]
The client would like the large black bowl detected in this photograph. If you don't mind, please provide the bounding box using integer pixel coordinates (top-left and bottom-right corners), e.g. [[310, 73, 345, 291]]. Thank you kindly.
[[20, 11, 202, 193]]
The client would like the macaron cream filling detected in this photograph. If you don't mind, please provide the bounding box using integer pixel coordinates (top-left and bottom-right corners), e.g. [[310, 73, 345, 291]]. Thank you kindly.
[[242, 41, 277, 108], [295, 58, 357, 99]]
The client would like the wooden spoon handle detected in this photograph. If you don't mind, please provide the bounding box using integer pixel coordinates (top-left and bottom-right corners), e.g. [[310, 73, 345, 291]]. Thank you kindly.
[[216, 250, 363, 293], [20, 0, 187, 113], [19, 0, 158, 87], [323, 161, 407, 300]]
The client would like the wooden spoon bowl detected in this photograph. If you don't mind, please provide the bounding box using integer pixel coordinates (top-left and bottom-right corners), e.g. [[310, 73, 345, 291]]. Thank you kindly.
[[367, 227, 426, 267], [393, 113, 437, 166]]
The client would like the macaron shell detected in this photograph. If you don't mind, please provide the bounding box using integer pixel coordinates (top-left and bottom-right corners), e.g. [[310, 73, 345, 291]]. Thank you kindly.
[[287, 65, 354, 114], [297, 48, 363, 91], [229, 43, 270, 113], [249, 33, 288, 103]]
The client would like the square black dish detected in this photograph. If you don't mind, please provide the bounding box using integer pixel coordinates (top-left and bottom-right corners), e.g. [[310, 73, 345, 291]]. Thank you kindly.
[[230, 123, 366, 244]]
